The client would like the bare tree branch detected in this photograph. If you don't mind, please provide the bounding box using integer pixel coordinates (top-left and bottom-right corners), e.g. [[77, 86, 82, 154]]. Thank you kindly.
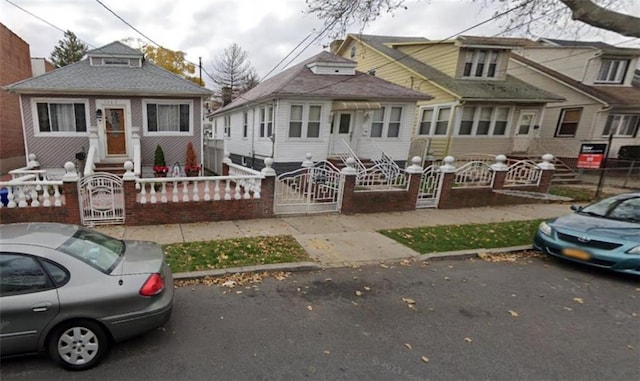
[[560, 0, 640, 38]]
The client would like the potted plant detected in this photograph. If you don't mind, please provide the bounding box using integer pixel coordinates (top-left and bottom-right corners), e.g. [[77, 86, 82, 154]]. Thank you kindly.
[[184, 142, 201, 176], [153, 145, 169, 177]]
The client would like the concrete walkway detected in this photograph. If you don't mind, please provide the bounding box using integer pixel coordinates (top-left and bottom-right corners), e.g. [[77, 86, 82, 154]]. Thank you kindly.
[[95, 203, 569, 268]]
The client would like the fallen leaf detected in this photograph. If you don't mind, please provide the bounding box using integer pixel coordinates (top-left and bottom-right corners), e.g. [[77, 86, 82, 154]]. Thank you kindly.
[[573, 297, 585, 304], [444, 276, 450, 281], [402, 297, 416, 304], [421, 356, 430, 364], [364, 286, 371, 291], [307, 305, 313, 311], [627, 345, 635, 351], [563, 306, 573, 311], [355, 290, 363, 296], [404, 343, 412, 350], [380, 264, 390, 269], [324, 350, 331, 355], [508, 310, 519, 317], [464, 337, 473, 343]]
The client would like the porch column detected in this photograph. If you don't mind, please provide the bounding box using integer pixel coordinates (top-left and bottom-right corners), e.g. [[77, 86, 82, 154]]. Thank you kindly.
[[339, 158, 357, 215], [436, 156, 457, 209], [261, 158, 276, 218], [122, 161, 138, 225], [536, 154, 555, 193], [62, 162, 81, 225], [405, 156, 423, 210], [490, 154, 509, 190]]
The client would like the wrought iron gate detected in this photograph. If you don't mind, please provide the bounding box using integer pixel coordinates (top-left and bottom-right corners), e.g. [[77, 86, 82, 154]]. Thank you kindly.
[[79, 172, 125, 225], [274, 161, 343, 215], [416, 165, 442, 208]]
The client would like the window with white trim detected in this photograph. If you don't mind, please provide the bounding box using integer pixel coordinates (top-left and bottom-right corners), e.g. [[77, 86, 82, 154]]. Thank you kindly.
[[35, 100, 88, 133], [259, 106, 273, 138], [419, 106, 452, 136], [602, 114, 639, 137], [370, 106, 403, 138], [242, 112, 248, 138], [555, 108, 582, 137], [456, 106, 511, 136], [144, 100, 192, 134], [288, 104, 322, 138], [596, 59, 629, 84], [224, 115, 231, 138], [462, 49, 499, 78]]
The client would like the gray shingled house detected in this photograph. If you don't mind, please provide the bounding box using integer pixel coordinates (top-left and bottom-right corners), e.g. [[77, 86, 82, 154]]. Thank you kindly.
[[209, 51, 431, 172], [4, 41, 212, 178]]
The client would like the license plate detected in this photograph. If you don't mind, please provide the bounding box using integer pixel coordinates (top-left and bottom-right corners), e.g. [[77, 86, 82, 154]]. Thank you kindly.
[[563, 248, 590, 260]]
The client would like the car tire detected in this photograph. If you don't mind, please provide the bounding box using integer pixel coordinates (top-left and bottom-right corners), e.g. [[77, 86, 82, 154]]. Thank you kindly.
[[47, 320, 109, 371]]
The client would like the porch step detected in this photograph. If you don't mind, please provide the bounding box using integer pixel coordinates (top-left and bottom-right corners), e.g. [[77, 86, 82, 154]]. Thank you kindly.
[[327, 157, 375, 169], [512, 155, 580, 184], [93, 163, 127, 176]]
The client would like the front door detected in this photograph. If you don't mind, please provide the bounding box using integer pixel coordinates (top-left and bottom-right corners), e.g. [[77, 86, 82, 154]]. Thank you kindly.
[[330, 112, 353, 155], [105, 108, 126, 155], [512, 111, 537, 153]]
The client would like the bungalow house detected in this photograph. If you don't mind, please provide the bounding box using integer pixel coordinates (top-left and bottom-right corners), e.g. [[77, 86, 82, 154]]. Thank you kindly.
[[209, 51, 430, 172], [332, 34, 564, 160], [508, 38, 640, 160], [3, 41, 212, 178]]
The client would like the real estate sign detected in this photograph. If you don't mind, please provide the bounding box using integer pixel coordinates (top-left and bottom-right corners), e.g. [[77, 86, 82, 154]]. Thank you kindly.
[[577, 143, 607, 169]]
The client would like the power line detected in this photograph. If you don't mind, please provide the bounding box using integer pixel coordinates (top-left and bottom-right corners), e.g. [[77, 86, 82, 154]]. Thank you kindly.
[[261, 32, 314, 80], [94, 0, 164, 49]]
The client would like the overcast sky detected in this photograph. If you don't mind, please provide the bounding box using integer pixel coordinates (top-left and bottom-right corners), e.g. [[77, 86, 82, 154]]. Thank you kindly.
[[2, 0, 639, 88]]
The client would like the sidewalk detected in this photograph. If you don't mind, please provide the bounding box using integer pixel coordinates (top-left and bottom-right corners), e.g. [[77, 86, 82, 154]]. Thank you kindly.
[[95, 203, 569, 269]]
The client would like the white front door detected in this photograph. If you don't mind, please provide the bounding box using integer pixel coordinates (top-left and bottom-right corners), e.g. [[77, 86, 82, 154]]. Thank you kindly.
[[512, 110, 538, 153], [330, 112, 354, 155]]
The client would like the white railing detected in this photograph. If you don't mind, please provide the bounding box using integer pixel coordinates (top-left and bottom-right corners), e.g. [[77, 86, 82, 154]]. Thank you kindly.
[[0, 179, 64, 208], [356, 163, 409, 190], [84, 145, 98, 177], [505, 160, 542, 186], [338, 139, 366, 175], [453, 161, 494, 188], [136, 175, 264, 204], [368, 138, 402, 179]]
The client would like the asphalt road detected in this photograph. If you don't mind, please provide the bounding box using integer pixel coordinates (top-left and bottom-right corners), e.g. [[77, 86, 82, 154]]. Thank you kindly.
[[2, 256, 639, 380]]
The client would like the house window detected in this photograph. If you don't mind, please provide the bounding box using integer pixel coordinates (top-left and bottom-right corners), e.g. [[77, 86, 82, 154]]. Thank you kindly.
[[555, 108, 582, 137], [145, 101, 191, 134], [419, 109, 434, 135], [456, 106, 511, 136], [603, 114, 639, 137], [370, 106, 404, 139], [224, 115, 231, 138], [35, 101, 87, 133], [243, 112, 248, 138], [462, 49, 499, 78], [260, 106, 273, 138], [288, 104, 322, 139], [596, 59, 629, 84], [434, 107, 451, 135], [103, 58, 129, 66]]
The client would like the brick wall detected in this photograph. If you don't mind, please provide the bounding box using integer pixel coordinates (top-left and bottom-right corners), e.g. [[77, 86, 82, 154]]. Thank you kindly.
[[0, 24, 31, 174], [0, 181, 81, 225], [340, 173, 421, 214]]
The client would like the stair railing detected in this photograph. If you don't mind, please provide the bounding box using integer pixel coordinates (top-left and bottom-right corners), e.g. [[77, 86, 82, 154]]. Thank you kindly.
[[338, 139, 366, 176]]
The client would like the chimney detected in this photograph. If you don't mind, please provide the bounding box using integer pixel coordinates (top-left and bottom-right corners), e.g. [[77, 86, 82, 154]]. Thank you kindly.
[[329, 39, 344, 54], [221, 86, 232, 106]]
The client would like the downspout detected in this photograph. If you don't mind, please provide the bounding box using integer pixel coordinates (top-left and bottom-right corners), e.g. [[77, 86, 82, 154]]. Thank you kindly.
[[272, 99, 279, 159], [200, 97, 204, 173], [446, 100, 464, 156], [18, 94, 29, 166]]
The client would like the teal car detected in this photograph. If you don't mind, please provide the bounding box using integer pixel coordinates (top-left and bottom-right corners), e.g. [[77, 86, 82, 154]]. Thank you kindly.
[[534, 192, 640, 276]]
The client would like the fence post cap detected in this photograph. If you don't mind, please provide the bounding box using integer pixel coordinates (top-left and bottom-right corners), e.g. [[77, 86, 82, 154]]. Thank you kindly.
[[62, 162, 78, 182], [341, 157, 358, 175], [537, 154, 555, 170], [123, 161, 136, 180], [439, 156, 456, 173], [406, 156, 423, 174], [490, 154, 508, 171], [261, 158, 276, 176], [301, 153, 313, 168]]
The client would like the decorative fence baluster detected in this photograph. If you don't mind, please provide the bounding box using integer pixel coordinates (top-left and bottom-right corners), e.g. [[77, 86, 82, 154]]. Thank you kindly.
[[192, 180, 200, 202], [172, 181, 179, 202], [204, 180, 211, 201], [214, 180, 221, 200]]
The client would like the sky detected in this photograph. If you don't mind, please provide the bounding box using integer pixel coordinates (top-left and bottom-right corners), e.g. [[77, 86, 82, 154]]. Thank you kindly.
[[2, 0, 639, 89]]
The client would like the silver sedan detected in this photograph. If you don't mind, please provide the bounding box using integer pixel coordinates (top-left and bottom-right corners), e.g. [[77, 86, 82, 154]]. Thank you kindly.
[[0, 223, 174, 370]]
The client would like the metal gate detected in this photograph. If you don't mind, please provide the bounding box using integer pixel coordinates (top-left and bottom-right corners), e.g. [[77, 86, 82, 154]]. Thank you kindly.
[[274, 161, 343, 215], [79, 172, 125, 226], [416, 165, 442, 208]]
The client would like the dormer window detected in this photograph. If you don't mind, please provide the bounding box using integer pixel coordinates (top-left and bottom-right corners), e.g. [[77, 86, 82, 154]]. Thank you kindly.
[[596, 59, 629, 84], [462, 49, 499, 78], [89, 57, 142, 67], [104, 58, 130, 66]]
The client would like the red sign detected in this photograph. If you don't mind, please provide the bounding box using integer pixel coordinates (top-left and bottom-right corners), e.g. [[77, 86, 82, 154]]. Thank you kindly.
[[577, 143, 607, 169]]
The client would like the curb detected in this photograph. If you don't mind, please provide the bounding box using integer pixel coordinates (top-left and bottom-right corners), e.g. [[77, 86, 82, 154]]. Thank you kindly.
[[173, 245, 535, 280]]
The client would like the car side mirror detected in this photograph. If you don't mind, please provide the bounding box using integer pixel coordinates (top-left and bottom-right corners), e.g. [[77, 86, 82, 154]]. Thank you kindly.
[[570, 204, 582, 212]]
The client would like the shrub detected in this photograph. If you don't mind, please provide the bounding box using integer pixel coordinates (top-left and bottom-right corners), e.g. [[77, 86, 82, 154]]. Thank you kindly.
[[154, 145, 168, 173], [185, 142, 200, 172]]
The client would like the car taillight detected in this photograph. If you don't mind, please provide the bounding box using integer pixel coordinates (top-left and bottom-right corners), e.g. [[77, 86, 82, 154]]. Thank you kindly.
[[140, 273, 164, 296]]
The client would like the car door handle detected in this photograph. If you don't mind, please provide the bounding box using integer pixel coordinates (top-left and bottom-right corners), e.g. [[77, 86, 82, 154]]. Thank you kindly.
[[32, 302, 52, 312]]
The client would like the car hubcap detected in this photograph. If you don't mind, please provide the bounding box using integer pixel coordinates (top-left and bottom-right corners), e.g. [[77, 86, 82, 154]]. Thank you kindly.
[[58, 327, 99, 365]]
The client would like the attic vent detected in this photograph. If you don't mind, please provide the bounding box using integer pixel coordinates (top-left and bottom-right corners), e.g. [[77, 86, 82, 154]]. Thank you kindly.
[[335, 69, 340, 73], [368, 70, 376, 76]]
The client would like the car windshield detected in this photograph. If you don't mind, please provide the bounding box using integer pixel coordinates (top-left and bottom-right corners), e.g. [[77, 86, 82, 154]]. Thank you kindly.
[[580, 196, 640, 223], [58, 228, 124, 273]]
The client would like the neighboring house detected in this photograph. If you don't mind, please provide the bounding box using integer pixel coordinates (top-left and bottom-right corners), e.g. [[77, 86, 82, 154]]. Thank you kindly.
[[3, 41, 212, 177], [509, 38, 640, 160], [30, 57, 55, 76], [209, 51, 430, 172], [0, 23, 31, 175], [333, 34, 564, 159]]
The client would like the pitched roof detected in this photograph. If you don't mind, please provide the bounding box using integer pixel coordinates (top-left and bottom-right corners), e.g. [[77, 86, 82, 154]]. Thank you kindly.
[[86, 41, 144, 57], [540, 38, 640, 56], [214, 51, 431, 113], [511, 54, 640, 108], [457, 35, 542, 48], [353, 34, 563, 102], [4, 42, 211, 97]]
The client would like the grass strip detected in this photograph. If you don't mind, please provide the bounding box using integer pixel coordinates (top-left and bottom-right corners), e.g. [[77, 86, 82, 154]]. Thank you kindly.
[[163, 235, 310, 273], [380, 219, 546, 254]]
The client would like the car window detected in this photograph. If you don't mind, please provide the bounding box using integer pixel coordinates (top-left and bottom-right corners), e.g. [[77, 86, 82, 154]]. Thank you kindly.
[[609, 198, 640, 222], [580, 197, 618, 217], [41, 259, 70, 287], [0, 253, 51, 296], [57, 228, 123, 273]]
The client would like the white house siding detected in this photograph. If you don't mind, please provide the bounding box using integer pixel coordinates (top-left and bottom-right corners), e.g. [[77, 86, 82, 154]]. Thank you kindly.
[[396, 44, 459, 78], [515, 47, 599, 83]]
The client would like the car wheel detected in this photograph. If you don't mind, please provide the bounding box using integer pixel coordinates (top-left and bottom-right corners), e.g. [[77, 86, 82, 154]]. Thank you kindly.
[[47, 320, 109, 371]]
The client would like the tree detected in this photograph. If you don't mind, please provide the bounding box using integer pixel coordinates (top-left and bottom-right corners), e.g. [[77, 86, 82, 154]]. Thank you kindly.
[[306, 0, 640, 38], [209, 43, 260, 103], [50, 30, 88, 67], [121, 38, 204, 86]]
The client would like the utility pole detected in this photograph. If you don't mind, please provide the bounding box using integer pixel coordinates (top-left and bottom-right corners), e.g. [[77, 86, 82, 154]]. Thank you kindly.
[[199, 57, 203, 86], [595, 133, 613, 199]]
